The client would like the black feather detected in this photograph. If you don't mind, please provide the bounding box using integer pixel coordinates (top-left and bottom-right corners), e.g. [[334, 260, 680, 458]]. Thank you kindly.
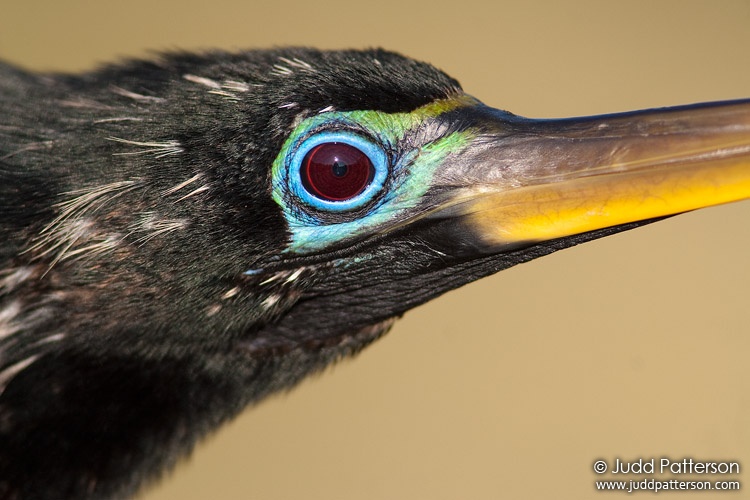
[[0, 48, 463, 499], [0, 48, 652, 499]]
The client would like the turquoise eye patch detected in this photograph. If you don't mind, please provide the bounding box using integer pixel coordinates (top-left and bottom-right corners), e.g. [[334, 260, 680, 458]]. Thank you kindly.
[[270, 99, 474, 254]]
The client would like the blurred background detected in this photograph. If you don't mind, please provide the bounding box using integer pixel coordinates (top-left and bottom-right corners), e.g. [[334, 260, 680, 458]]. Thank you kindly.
[[3, 1, 750, 498]]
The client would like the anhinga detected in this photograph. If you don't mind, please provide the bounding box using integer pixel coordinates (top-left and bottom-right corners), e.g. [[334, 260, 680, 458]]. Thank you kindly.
[[0, 48, 748, 499]]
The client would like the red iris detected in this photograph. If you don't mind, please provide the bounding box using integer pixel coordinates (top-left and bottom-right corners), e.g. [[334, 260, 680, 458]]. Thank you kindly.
[[300, 142, 374, 202]]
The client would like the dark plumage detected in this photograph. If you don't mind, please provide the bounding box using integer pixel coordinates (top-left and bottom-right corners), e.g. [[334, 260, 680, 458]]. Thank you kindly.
[[0, 48, 462, 499], [1, 48, 749, 499]]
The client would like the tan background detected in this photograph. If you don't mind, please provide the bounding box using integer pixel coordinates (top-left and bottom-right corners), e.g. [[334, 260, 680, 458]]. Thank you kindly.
[[3, 1, 750, 498]]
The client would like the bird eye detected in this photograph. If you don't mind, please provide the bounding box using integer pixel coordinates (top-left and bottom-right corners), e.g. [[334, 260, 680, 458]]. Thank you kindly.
[[301, 143, 374, 201], [289, 131, 388, 212]]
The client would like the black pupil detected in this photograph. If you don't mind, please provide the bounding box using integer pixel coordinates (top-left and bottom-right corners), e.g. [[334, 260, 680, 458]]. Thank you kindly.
[[331, 161, 348, 177], [301, 142, 374, 202]]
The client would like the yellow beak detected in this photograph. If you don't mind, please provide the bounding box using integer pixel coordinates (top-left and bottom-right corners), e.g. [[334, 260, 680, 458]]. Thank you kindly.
[[443, 100, 750, 249]]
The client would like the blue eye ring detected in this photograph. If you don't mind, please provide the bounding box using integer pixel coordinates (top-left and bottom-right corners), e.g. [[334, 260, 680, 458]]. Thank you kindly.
[[287, 130, 389, 212]]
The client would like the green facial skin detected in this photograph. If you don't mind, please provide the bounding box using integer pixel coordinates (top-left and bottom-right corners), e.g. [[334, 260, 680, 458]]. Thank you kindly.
[[271, 96, 476, 254]]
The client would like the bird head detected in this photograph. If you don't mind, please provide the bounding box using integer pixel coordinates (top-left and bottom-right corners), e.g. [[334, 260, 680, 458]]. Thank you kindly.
[[1, 48, 749, 498]]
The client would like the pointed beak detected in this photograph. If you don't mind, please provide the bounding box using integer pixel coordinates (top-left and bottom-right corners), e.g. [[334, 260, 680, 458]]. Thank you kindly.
[[432, 99, 750, 251]]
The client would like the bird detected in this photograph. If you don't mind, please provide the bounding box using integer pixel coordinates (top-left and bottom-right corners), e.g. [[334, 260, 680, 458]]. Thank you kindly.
[[1, 47, 749, 499]]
